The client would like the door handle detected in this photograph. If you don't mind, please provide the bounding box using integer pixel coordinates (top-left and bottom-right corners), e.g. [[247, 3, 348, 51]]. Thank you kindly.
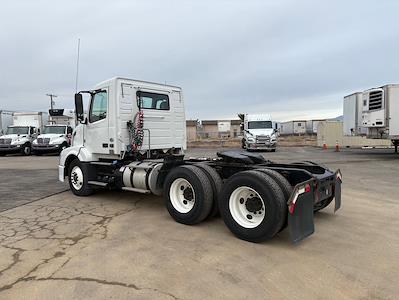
[[144, 115, 165, 119]]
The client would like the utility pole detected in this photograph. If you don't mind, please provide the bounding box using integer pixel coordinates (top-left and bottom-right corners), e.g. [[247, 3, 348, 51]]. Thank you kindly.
[[46, 93, 57, 110]]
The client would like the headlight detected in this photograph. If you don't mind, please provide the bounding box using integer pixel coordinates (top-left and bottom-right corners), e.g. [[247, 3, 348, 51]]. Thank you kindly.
[[11, 139, 22, 145], [247, 136, 255, 142], [33, 139, 38, 144]]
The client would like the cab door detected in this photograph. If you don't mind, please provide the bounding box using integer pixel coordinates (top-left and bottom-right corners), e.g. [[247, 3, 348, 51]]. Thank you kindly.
[[84, 89, 109, 154], [137, 90, 173, 150]]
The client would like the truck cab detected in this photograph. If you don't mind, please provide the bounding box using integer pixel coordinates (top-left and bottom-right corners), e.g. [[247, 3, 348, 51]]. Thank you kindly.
[[32, 124, 73, 154], [60, 77, 185, 167], [0, 125, 38, 156], [242, 114, 278, 151]]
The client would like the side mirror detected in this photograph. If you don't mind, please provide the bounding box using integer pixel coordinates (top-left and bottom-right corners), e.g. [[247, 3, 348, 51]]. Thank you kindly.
[[240, 124, 244, 131], [75, 93, 84, 122]]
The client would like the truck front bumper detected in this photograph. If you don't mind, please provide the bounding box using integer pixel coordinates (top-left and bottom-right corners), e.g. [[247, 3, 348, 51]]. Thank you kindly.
[[32, 144, 61, 153], [0, 145, 22, 154], [58, 165, 65, 182], [247, 142, 276, 150]]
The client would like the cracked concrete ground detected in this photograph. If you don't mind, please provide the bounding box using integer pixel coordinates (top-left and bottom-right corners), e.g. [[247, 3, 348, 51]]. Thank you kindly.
[[0, 148, 398, 299]]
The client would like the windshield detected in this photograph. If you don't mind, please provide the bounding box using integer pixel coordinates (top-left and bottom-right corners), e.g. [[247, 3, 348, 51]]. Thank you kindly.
[[43, 126, 66, 134], [6, 126, 29, 135], [248, 121, 272, 129]]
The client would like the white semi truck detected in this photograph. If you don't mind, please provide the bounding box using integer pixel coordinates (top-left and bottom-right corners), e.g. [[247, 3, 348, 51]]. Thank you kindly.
[[32, 109, 75, 155], [242, 114, 278, 151], [0, 112, 47, 156], [59, 77, 342, 243]]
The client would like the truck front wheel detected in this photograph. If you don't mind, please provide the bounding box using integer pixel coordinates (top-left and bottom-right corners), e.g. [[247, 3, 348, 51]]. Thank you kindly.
[[164, 165, 213, 225], [68, 159, 93, 196], [21, 143, 31, 156], [219, 170, 286, 242]]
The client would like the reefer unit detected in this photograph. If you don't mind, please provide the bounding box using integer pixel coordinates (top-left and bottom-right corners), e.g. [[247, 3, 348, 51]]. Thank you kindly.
[[362, 84, 399, 140]]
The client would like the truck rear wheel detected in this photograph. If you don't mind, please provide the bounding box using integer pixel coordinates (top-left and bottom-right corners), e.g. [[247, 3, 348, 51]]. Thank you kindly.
[[68, 159, 93, 196], [256, 169, 291, 231], [219, 170, 286, 242], [195, 163, 223, 218], [164, 165, 213, 225]]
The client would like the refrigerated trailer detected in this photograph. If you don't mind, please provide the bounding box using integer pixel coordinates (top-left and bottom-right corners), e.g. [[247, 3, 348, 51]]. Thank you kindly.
[[59, 77, 342, 243], [361, 84, 399, 151]]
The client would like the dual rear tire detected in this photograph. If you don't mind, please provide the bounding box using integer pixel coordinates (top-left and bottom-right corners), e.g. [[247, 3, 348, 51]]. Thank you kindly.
[[219, 170, 288, 242], [164, 165, 291, 243], [164, 165, 214, 225]]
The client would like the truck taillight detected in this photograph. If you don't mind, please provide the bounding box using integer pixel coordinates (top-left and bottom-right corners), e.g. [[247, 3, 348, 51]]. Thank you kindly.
[[288, 183, 311, 215]]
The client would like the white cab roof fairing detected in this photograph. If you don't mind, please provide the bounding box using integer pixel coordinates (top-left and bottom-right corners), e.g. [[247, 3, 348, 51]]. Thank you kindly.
[[94, 77, 182, 92], [245, 114, 272, 122]]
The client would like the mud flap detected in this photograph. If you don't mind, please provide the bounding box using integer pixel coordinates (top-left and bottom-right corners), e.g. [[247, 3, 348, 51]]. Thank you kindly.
[[334, 172, 342, 212], [288, 183, 315, 244]]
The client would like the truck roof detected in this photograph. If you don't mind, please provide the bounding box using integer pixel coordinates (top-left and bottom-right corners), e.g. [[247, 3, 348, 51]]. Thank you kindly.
[[246, 114, 272, 121], [95, 77, 182, 91]]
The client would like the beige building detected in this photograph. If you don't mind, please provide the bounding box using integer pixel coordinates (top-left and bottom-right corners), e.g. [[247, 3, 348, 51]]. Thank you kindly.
[[199, 119, 242, 139], [186, 120, 198, 142], [317, 121, 392, 148]]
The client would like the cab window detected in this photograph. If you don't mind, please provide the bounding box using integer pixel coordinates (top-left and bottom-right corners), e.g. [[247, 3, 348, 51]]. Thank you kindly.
[[89, 91, 108, 122], [137, 91, 169, 110]]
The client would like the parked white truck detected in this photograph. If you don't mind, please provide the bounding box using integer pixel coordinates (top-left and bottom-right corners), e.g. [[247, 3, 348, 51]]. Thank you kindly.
[[0, 112, 47, 156], [242, 114, 278, 151], [59, 77, 342, 243], [32, 109, 74, 155]]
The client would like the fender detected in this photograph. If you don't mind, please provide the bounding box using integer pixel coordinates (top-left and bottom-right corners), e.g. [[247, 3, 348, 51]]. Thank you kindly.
[[58, 146, 94, 182], [59, 146, 94, 166]]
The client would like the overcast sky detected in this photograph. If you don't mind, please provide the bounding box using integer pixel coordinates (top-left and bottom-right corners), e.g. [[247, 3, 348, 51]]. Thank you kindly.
[[1, 0, 398, 121]]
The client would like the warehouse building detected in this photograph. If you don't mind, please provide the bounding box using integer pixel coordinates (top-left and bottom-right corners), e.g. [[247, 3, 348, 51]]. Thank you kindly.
[[186, 120, 199, 142], [280, 120, 307, 135]]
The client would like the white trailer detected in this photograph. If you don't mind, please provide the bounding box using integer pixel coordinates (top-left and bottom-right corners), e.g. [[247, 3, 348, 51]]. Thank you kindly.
[[0, 111, 13, 135], [343, 92, 367, 136], [361, 84, 399, 151], [58, 77, 342, 244]]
